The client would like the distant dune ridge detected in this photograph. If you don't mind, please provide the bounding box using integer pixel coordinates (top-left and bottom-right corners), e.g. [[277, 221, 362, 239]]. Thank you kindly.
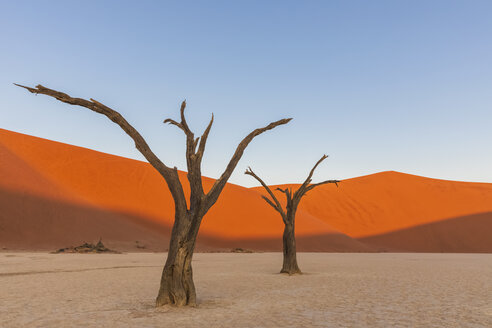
[[1, 128, 491, 252]]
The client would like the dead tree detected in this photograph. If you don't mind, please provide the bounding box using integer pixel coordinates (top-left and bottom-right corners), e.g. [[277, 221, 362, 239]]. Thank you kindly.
[[245, 155, 339, 274], [16, 83, 291, 306]]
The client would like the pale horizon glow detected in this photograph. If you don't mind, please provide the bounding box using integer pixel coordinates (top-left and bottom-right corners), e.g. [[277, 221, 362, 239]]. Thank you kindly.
[[1, 1, 491, 187]]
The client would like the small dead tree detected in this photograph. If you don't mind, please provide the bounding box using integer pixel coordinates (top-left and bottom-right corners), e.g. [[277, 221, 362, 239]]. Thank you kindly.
[[245, 155, 339, 274], [16, 83, 291, 306]]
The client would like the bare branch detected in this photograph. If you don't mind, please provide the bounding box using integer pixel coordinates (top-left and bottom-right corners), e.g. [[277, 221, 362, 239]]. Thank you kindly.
[[276, 187, 288, 194], [163, 100, 204, 205], [179, 100, 191, 132], [14, 83, 38, 94], [294, 154, 328, 201], [204, 118, 292, 209], [196, 113, 214, 161], [245, 167, 285, 217], [301, 155, 328, 189], [305, 179, 340, 192], [276, 187, 292, 207], [261, 195, 278, 210], [15, 83, 188, 213], [163, 118, 182, 129], [163, 101, 194, 138], [193, 137, 199, 153]]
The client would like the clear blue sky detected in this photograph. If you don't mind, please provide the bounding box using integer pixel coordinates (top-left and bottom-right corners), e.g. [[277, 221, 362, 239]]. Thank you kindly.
[[1, 1, 491, 186]]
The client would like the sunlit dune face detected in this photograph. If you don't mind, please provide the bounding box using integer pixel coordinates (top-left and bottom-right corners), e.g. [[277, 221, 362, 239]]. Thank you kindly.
[[1, 128, 492, 252], [0, 129, 339, 241]]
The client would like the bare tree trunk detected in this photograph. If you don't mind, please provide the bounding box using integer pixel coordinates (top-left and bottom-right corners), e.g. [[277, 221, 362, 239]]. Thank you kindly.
[[281, 222, 301, 275], [156, 211, 203, 306]]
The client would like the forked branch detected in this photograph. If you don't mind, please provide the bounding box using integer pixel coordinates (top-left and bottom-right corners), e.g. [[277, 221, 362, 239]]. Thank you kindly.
[[294, 154, 332, 201], [162, 101, 214, 206], [276, 187, 293, 209], [305, 179, 340, 192], [163, 101, 193, 138], [164, 103, 214, 164], [298, 155, 327, 190], [245, 167, 285, 218]]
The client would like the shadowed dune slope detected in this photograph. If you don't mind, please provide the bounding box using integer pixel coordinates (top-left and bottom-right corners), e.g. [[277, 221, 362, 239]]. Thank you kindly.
[[359, 212, 492, 252], [1, 128, 491, 252], [0, 129, 366, 252]]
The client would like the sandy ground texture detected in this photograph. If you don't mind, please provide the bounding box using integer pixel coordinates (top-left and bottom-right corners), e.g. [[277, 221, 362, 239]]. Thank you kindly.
[[1, 253, 491, 328]]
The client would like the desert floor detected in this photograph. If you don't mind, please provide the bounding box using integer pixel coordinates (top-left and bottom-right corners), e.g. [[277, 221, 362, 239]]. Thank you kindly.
[[1, 253, 491, 328]]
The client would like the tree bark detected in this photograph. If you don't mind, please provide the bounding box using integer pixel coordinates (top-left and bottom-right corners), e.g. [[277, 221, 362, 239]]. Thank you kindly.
[[280, 222, 301, 275], [156, 212, 202, 306]]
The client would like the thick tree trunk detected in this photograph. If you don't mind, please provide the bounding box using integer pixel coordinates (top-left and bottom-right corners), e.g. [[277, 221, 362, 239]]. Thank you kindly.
[[156, 212, 202, 307], [280, 222, 301, 275]]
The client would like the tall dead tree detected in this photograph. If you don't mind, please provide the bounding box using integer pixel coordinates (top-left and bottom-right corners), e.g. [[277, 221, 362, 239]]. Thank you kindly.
[[16, 83, 291, 306], [245, 155, 339, 274]]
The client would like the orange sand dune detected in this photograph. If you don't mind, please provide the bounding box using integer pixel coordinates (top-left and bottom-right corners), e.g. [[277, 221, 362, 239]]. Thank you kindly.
[[256, 172, 492, 252], [0, 129, 364, 252], [1, 128, 491, 252]]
